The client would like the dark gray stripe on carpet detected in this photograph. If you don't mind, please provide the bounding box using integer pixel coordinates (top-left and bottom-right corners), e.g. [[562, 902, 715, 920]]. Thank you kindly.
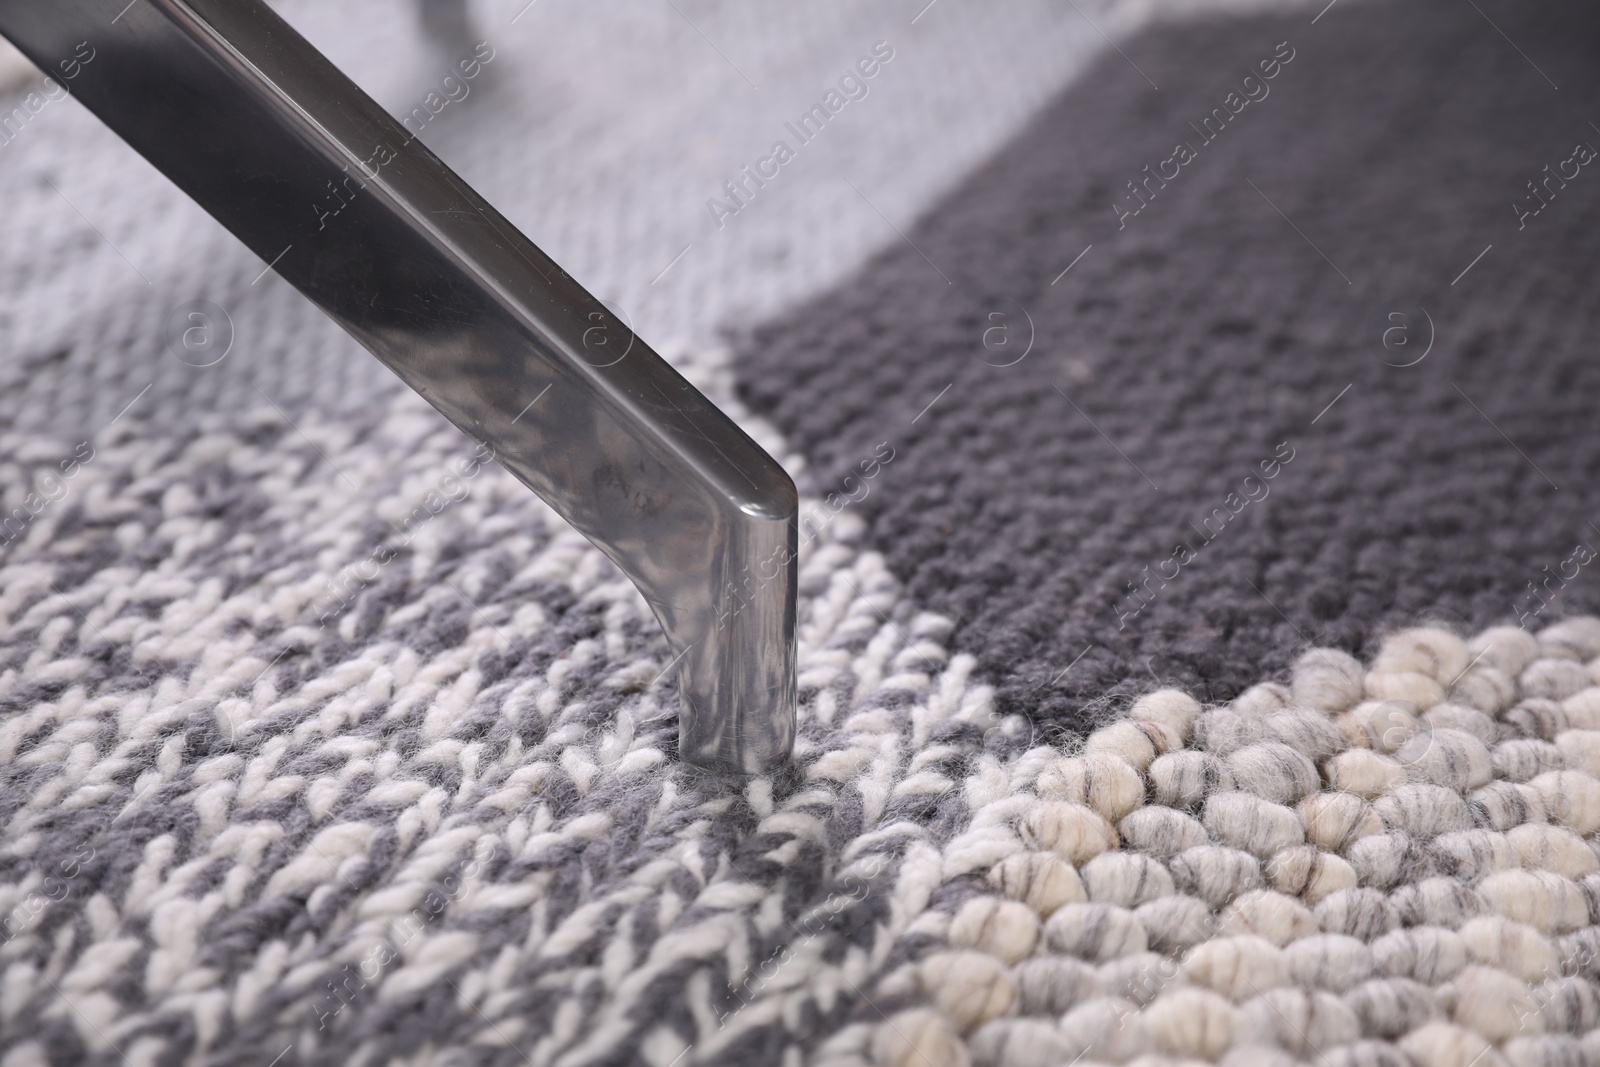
[[737, 0, 1600, 736]]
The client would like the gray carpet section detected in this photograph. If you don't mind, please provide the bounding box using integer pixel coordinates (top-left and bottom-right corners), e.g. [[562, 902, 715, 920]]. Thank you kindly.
[[738, 0, 1600, 735]]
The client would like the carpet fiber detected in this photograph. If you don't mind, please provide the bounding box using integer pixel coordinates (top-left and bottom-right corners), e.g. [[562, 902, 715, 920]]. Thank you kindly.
[[5, 0, 1600, 1064]]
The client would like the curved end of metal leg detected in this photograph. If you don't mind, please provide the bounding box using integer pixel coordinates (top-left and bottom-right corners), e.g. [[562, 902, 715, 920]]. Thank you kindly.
[[674, 497, 797, 775]]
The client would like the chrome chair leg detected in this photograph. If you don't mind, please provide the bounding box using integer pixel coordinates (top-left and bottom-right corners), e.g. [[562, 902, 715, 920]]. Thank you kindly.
[[0, 0, 798, 773]]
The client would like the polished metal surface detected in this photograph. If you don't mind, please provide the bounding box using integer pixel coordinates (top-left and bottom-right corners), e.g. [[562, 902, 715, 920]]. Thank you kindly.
[[0, 0, 797, 773]]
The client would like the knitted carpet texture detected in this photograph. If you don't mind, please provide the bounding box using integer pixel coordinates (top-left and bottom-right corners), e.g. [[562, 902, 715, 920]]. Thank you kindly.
[[5, 1, 1600, 1066], [9, 398, 1600, 1067], [0, 347, 1005, 1067]]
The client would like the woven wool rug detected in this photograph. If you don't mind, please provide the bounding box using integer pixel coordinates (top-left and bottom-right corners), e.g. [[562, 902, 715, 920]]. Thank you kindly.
[[6, 0, 1600, 1065]]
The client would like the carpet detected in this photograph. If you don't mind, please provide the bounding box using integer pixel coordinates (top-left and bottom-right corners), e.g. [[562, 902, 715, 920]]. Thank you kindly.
[[4, 0, 1600, 1065]]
